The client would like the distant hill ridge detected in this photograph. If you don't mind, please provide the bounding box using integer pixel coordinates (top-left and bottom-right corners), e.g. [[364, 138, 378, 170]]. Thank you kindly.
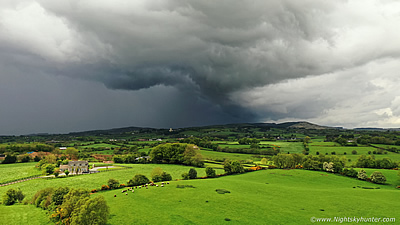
[[67, 121, 339, 136]]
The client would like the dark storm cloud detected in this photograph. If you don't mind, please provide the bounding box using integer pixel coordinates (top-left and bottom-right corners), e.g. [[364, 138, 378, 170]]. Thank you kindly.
[[35, 0, 339, 91], [1, 0, 400, 134]]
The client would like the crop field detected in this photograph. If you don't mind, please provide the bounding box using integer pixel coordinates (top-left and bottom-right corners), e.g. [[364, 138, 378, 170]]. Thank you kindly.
[[0, 162, 41, 183]]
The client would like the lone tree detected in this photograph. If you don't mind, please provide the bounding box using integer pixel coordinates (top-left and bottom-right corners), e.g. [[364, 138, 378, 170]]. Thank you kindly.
[[370, 171, 386, 184]]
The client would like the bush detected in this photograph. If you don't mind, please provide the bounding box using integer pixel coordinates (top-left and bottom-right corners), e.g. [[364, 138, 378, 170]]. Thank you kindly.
[[127, 174, 149, 186], [107, 178, 120, 189], [260, 158, 268, 165], [370, 171, 386, 184], [357, 169, 368, 180], [188, 168, 197, 179], [101, 185, 110, 191], [351, 150, 357, 155], [32, 187, 54, 209], [161, 172, 172, 181], [152, 174, 163, 182], [181, 173, 189, 180], [2, 188, 25, 205], [205, 167, 216, 178]]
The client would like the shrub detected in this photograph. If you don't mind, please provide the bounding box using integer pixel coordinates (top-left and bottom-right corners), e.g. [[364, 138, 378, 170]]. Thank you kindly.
[[54, 169, 60, 178], [357, 169, 368, 180], [107, 178, 120, 189], [100, 185, 110, 191], [161, 172, 172, 181], [151, 167, 163, 181], [181, 173, 189, 180], [206, 167, 216, 178], [351, 150, 357, 155], [268, 165, 277, 169], [51, 187, 70, 206], [2, 188, 25, 205], [370, 171, 386, 184], [260, 158, 268, 165], [347, 168, 358, 178], [188, 168, 197, 179], [127, 174, 149, 186], [32, 187, 54, 209], [152, 174, 163, 182]]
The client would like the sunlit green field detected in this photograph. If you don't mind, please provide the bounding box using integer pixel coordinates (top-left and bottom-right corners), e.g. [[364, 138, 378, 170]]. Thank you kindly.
[[0, 204, 51, 225], [260, 141, 304, 153], [0, 162, 41, 183], [200, 150, 261, 161], [1, 166, 399, 225], [99, 169, 399, 224], [0, 164, 223, 199]]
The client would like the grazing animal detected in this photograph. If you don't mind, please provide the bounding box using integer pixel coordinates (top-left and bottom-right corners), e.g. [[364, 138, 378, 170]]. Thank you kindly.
[[161, 184, 164, 187], [125, 193, 128, 195], [114, 195, 116, 197], [156, 185, 159, 187], [132, 190, 134, 193], [167, 182, 169, 184]]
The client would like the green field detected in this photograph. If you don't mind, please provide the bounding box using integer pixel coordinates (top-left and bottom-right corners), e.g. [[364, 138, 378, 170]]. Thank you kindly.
[[260, 141, 304, 153], [1, 165, 399, 224], [99, 169, 399, 224], [0, 204, 51, 225], [0, 162, 41, 183], [200, 150, 260, 162], [0, 164, 223, 199]]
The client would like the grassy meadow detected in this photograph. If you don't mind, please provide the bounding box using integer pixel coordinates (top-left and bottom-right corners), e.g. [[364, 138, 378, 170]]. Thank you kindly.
[[0, 165, 398, 224], [99, 169, 399, 224], [0, 162, 41, 183]]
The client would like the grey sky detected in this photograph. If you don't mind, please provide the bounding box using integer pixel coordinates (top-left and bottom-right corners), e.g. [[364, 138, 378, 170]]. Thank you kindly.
[[1, 0, 400, 135]]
